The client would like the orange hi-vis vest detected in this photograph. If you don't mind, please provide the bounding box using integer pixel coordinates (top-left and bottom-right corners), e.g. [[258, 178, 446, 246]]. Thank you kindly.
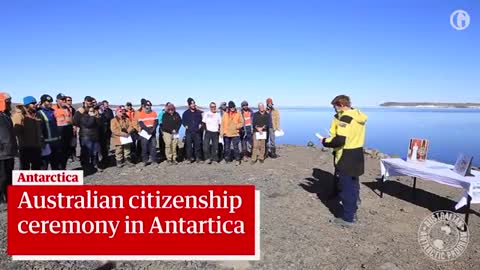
[[53, 105, 72, 126], [137, 110, 158, 127], [126, 109, 136, 121], [242, 110, 252, 126]]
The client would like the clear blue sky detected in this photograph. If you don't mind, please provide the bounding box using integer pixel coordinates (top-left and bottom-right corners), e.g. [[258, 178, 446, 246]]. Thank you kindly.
[[1, 0, 478, 107]]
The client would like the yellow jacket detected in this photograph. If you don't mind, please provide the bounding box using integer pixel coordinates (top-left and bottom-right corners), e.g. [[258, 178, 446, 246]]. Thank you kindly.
[[221, 111, 244, 137], [322, 108, 368, 176]]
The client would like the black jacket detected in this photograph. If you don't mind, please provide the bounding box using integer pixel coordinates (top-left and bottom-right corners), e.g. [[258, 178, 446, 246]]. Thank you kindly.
[[78, 113, 102, 141], [0, 112, 17, 160], [162, 112, 182, 134], [253, 111, 270, 131], [100, 108, 114, 135]]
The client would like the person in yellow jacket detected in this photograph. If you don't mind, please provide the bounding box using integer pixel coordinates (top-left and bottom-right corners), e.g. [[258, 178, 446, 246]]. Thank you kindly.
[[111, 106, 135, 168], [221, 101, 244, 165], [321, 95, 367, 227]]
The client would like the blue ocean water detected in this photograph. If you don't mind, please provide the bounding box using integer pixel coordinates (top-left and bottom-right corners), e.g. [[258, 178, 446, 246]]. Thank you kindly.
[[158, 107, 480, 166]]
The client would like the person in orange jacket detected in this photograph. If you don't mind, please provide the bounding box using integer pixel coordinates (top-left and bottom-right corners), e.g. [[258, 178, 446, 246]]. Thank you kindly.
[[53, 93, 73, 169], [137, 100, 158, 166], [221, 101, 244, 165]]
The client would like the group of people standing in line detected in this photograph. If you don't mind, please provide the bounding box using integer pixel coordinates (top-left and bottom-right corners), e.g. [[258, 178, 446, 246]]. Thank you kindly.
[[0, 91, 281, 204], [1, 90, 366, 228]]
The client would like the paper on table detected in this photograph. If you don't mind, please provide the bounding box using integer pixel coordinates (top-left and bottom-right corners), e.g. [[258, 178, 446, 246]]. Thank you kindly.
[[139, 130, 152, 140], [120, 136, 133, 145], [41, 144, 51, 157], [275, 129, 285, 137], [256, 132, 267, 140]]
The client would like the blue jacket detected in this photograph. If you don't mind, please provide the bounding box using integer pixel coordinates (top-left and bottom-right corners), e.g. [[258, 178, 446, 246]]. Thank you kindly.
[[157, 109, 165, 125], [38, 106, 61, 143], [182, 109, 203, 133]]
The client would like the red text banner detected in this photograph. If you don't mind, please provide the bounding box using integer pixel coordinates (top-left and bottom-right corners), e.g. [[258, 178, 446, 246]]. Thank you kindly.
[[7, 185, 259, 261]]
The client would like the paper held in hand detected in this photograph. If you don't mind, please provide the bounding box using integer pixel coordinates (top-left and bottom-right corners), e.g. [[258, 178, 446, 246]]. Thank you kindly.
[[120, 136, 133, 145], [315, 133, 325, 140], [275, 129, 285, 137], [139, 130, 152, 140], [173, 133, 180, 139], [256, 132, 267, 140]]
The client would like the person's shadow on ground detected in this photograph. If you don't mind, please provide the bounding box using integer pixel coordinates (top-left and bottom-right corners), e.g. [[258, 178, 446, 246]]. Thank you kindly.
[[299, 168, 342, 218]]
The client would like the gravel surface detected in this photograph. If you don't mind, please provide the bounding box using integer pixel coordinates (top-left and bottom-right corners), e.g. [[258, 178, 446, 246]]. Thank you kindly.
[[1, 144, 479, 270]]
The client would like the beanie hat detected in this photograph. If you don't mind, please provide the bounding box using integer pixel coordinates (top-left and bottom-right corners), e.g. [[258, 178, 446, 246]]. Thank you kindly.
[[23, 96, 37, 105], [126, 102, 132, 106], [241, 100, 248, 107], [266, 98, 273, 104], [228, 101, 236, 108], [56, 93, 66, 100], [40, 94, 53, 103], [141, 98, 147, 106], [84, 96, 94, 102], [187, 97, 195, 106]]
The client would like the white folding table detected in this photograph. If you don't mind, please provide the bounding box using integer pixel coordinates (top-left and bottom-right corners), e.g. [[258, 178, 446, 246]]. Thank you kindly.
[[379, 158, 480, 225]]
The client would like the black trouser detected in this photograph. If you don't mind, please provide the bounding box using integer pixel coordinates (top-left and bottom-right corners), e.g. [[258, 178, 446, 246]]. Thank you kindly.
[[0, 158, 14, 204], [81, 138, 101, 169], [203, 131, 219, 161], [185, 131, 202, 161], [59, 125, 74, 169], [20, 147, 42, 170], [41, 141, 63, 170], [158, 126, 166, 160], [141, 136, 157, 163], [224, 136, 241, 161], [240, 126, 253, 156], [99, 130, 111, 164]]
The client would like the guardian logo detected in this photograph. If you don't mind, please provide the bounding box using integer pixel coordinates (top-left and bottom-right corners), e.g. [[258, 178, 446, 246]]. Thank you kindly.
[[450, 10, 470, 31]]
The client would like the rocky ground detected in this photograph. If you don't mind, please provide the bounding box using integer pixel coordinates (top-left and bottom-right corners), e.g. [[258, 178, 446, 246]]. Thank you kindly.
[[1, 144, 479, 270]]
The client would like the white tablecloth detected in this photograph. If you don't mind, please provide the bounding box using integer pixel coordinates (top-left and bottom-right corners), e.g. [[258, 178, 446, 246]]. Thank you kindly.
[[380, 158, 480, 210]]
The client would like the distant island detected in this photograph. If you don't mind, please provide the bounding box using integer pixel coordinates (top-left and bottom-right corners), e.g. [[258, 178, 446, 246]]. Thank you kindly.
[[380, 102, 480, 109]]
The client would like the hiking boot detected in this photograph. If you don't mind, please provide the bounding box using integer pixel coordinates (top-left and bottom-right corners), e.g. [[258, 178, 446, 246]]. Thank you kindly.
[[236, 160, 241, 166], [270, 147, 278, 159], [116, 162, 124, 168], [144, 161, 151, 167], [332, 217, 354, 228], [208, 160, 213, 164], [251, 160, 257, 165], [259, 159, 264, 164], [125, 161, 135, 167]]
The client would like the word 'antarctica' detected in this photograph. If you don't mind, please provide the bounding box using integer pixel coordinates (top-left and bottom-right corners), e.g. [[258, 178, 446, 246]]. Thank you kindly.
[[17, 216, 244, 239], [17, 190, 243, 213]]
